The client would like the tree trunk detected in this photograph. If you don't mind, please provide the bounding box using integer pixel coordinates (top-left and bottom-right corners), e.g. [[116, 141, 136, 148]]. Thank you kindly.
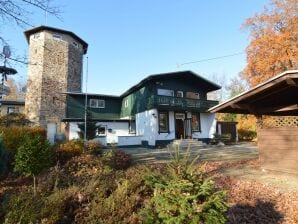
[[33, 174, 36, 196]]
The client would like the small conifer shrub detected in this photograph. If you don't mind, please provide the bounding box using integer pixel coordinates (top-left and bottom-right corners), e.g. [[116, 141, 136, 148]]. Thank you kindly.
[[140, 145, 228, 223]]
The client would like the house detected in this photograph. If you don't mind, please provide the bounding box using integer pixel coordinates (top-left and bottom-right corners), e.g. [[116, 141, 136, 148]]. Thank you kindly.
[[0, 99, 25, 116], [209, 70, 298, 174], [64, 71, 221, 147]]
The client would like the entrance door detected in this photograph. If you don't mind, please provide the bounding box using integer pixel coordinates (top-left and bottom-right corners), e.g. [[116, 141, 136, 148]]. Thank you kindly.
[[175, 119, 184, 139]]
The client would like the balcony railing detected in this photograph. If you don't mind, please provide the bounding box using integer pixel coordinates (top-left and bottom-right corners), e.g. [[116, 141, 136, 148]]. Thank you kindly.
[[148, 95, 218, 111]]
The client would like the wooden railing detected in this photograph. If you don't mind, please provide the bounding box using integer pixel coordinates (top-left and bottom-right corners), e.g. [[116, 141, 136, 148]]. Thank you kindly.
[[148, 95, 218, 111]]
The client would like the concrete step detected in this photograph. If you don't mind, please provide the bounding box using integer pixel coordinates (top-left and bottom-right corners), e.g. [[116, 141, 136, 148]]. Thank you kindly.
[[170, 139, 206, 148]]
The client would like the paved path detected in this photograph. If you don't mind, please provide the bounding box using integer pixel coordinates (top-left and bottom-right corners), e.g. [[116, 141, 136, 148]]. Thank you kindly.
[[117, 142, 259, 164]]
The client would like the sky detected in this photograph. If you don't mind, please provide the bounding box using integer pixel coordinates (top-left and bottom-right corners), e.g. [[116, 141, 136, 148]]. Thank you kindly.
[[2, 0, 270, 96]]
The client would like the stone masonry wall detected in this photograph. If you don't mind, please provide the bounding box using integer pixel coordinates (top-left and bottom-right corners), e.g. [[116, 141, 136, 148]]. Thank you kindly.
[[25, 30, 84, 132]]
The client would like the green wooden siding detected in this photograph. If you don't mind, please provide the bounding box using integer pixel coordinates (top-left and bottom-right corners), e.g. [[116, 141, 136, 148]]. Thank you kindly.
[[120, 86, 152, 117], [152, 78, 209, 100], [66, 95, 121, 120], [65, 77, 219, 119]]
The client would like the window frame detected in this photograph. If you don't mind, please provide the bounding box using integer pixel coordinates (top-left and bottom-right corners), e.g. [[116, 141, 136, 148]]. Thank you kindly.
[[96, 125, 107, 136], [52, 33, 62, 40], [191, 113, 201, 132], [177, 91, 184, 98], [89, 99, 105, 108], [158, 111, 169, 133], [157, 88, 174, 97], [7, 107, 15, 114], [124, 99, 129, 108]]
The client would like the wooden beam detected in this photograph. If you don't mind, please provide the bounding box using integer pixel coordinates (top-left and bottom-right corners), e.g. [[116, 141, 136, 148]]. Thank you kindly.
[[286, 78, 298, 87]]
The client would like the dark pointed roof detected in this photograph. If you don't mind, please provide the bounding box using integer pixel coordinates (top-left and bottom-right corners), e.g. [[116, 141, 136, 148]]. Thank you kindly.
[[24, 26, 88, 54], [121, 71, 221, 97]]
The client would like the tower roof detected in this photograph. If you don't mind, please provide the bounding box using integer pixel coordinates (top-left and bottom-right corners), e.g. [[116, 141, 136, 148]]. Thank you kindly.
[[24, 25, 88, 54]]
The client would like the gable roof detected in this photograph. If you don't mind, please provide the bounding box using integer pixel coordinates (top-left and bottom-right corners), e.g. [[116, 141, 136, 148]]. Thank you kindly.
[[120, 71, 221, 97], [209, 70, 298, 116], [24, 26, 88, 54]]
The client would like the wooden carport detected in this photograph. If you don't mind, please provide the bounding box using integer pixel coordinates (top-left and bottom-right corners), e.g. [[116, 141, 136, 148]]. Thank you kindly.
[[209, 70, 298, 174]]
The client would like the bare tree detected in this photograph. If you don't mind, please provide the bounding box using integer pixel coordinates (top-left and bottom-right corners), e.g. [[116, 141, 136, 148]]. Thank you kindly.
[[206, 72, 228, 102], [0, 0, 60, 28]]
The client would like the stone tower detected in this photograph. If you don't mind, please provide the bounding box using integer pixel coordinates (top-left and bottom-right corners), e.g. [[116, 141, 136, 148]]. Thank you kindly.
[[24, 26, 88, 133]]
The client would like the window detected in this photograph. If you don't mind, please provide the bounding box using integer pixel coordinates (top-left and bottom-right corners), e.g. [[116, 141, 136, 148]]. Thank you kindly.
[[191, 113, 201, 132], [52, 33, 62, 40], [124, 99, 129, 108], [96, 126, 106, 136], [159, 112, 169, 133], [90, 99, 105, 108], [157, 88, 174, 97], [186, 92, 200, 99], [33, 33, 40, 39], [7, 107, 15, 114], [177, 91, 184, 98], [72, 41, 79, 48], [129, 120, 136, 134]]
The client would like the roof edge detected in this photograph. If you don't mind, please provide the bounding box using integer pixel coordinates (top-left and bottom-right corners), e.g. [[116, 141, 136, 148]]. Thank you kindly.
[[209, 70, 298, 113], [24, 26, 88, 54]]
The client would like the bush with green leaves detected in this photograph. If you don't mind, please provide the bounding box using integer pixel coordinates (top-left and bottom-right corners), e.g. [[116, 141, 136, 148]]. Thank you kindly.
[[139, 145, 228, 224], [0, 126, 46, 171], [56, 139, 84, 163], [0, 134, 8, 177], [14, 134, 54, 194]]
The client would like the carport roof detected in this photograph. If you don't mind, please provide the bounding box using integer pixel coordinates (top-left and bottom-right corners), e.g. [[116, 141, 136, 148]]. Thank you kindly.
[[209, 70, 298, 116]]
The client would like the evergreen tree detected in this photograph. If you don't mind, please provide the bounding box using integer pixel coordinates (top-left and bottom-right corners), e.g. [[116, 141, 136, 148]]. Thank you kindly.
[[14, 135, 54, 195], [77, 112, 100, 140], [140, 145, 228, 223]]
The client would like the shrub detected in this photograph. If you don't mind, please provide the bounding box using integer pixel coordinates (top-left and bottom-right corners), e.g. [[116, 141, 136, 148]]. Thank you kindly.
[[84, 165, 148, 224], [102, 150, 132, 170], [0, 126, 46, 166], [85, 140, 103, 155], [0, 134, 8, 177], [14, 135, 54, 194], [57, 139, 84, 163], [2, 187, 79, 224], [40, 187, 79, 224], [0, 113, 31, 127], [139, 145, 228, 223], [2, 191, 44, 224], [238, 129, 257, 141]]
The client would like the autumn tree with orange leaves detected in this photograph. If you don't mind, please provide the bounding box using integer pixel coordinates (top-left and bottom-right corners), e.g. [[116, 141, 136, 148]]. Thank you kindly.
[[241, 0, 298, 87]]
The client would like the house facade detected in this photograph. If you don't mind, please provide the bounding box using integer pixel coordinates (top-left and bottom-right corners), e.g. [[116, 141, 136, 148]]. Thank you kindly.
[[64, 71, 220, 147], [23, 26, 220, 146], [0, 99, 25, 116]]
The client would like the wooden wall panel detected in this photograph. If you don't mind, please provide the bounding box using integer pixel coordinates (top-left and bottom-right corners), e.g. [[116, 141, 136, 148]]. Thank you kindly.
[[258, 127, 298, 174]]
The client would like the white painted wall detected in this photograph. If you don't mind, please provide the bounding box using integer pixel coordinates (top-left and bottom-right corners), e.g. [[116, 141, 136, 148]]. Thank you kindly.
[[68, 111, 217, 147], [136, 109, 158, 146], [118, 136, 142, 146], [93, 137, 107, 146], [68, 121, 136, 145], [136, 109, 176, 146], [192, 113, 216, 139]]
